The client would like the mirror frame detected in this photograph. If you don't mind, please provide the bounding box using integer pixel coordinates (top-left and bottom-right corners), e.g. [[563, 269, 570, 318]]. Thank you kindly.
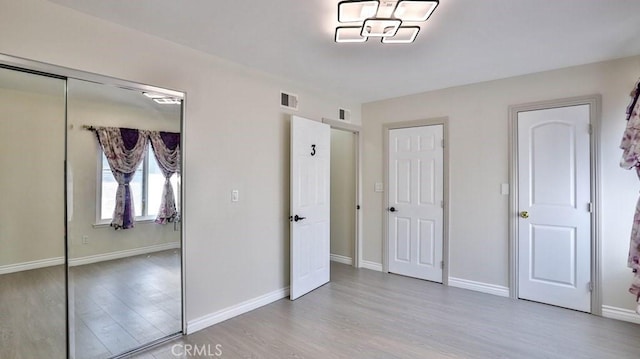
[[0, 52, 187, 357]]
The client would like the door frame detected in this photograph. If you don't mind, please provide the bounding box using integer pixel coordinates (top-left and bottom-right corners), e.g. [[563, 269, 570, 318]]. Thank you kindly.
[[322, 118, 362, 268], [508, 94, 602, 315], [382, 117, 450, 285]]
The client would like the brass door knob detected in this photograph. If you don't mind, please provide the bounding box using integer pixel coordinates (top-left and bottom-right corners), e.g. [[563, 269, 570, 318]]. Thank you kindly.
[[520, 211, 529, 219]]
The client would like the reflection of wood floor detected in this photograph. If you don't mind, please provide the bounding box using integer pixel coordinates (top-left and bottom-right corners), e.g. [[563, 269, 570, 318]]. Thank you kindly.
[[139, 262, 640, 359], [0, 264, 66, 359], [0, 249, 181, 359], [71, 249, 182, 358]]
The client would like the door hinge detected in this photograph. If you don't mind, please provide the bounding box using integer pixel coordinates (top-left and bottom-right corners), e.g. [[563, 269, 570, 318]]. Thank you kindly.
[[587, 202, 593, 213], [440, 200, 444, 209], [588, 124, 593, 135], [588, 281, 593, 292], [441, 139, 445, 148], [440, 261, 444, 269]]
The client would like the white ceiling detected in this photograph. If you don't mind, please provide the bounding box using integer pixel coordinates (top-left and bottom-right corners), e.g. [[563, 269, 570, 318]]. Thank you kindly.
[[48, 0, 640, 103]]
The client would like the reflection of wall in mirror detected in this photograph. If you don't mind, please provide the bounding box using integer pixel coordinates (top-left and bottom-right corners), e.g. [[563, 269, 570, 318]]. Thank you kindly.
[[0, 87, 65, 269], [66, 84, 181, 261], [0, 83, 182, 270]]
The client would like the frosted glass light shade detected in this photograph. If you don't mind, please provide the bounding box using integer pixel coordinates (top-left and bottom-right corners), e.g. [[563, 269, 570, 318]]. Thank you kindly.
[[335, 27, 368, 43], [338, 0, 379, 23], [393, 0, 438, 21], [361, 18, 402, 37], [381, 26, 420, 43]]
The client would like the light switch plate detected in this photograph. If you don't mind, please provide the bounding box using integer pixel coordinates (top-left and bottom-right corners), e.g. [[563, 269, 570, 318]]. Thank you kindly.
[[231, 190, 239, 202], [374, 182, 384, 192], [501, 183, 509, 195]]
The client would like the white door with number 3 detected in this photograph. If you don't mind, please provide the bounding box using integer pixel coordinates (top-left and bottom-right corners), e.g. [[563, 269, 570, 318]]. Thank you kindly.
[[290, 116, 331, 300]]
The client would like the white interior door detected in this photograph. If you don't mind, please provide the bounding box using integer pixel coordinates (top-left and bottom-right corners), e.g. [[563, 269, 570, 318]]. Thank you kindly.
[[388, 125, 443, 282], [290, 116, 330, 300], [517, 105, 592, 312]]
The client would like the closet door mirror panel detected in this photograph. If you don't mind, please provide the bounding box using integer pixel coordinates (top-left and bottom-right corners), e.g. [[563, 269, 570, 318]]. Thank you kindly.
[[66, 78, 182, 358], [0, 67, 67, 358]]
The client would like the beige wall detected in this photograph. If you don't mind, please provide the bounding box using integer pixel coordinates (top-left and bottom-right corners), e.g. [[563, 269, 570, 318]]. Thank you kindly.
[[0, 85, 65, 266], [0, 0, 361, 324], [330, 129, 356, 259], [362, 55, 640, 311], [3, 0, 636, 324]]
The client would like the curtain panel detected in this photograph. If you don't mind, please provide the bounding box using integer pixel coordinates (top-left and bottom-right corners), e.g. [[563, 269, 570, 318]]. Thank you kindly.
[[619, 79, 640, 303], [149, 131, 180, 224], [95, 127, 149, 229]]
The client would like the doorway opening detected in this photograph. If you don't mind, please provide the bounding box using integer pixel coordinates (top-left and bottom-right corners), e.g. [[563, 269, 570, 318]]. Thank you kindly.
[[323, 119, 362, 268]]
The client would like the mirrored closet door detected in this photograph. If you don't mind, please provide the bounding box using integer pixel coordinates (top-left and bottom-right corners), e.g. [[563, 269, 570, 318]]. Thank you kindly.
[[66, 79, 183, 358], [0, 67, 67, 358], [0, 57, 184, 359]]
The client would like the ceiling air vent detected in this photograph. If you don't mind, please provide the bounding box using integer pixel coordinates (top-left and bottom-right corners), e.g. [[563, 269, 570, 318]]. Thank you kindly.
[[280, 91, 298, 110], [339, 108, 351, 122]]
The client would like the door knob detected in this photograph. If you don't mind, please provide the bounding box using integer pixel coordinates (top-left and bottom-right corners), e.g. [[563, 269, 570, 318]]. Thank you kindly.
[[520, 211, 529, 219], [294, 215, 306, 222], [389, 207, 397, 212]]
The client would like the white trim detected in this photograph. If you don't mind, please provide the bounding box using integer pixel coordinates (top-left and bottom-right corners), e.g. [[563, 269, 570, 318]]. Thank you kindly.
[[68, 241, 180, 267], [0, 257, 65, 275], [448, 277, 510, 298], [187, 286, 290, 334], [361, 260, 383, 272], [330, 254, 353, 265], [602, 305, 640, 325]]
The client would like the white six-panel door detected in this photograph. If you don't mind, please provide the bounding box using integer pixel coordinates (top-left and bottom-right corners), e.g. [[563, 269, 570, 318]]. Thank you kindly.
[[517, 105, 591, 312], [290, 116, 331, 300], [388, 125, 444, 282]]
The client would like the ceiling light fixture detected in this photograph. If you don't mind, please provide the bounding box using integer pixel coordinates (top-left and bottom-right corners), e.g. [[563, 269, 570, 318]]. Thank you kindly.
[[335, 0, 438, 44], [152, 98, 181, 105], [143, 92, 181, 105]]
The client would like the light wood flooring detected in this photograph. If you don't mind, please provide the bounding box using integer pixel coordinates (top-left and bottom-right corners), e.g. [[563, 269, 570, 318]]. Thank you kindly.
[[136, 262, 640, 359], [0, 249, 181, 359]]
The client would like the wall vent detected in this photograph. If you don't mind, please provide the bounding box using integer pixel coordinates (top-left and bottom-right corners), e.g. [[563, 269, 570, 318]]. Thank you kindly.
[[339, 108, 351, 121], [280, 92, 298, 110]]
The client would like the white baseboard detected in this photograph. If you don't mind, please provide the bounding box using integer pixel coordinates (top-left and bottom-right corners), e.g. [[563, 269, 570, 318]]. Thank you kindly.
[[187, 286, 290, 334], [330, 254, 353, 265], [602, 305, 640, 325], [68, 241, 180, 267], [0, 256, 65, 275], [361, 260, 383, 272], [448, 277, 510, 297]]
